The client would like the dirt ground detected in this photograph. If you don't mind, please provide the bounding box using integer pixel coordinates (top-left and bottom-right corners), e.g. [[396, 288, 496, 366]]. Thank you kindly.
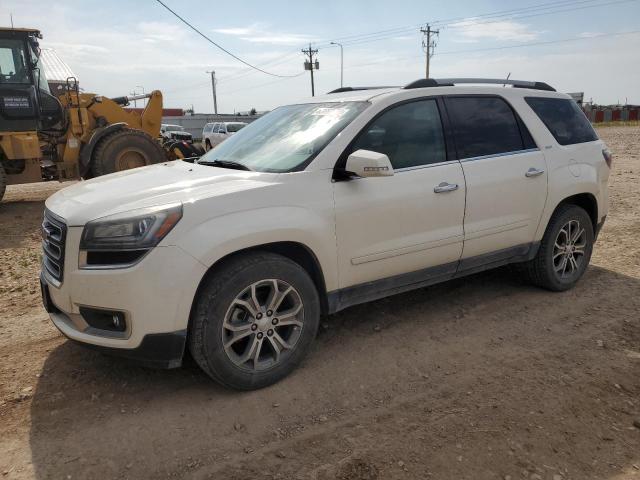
[[0, 126, 639, 480]]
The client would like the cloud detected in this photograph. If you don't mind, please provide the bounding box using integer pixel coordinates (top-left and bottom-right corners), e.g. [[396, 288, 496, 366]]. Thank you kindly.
[[137, 21, 188, 43], [578, 31, 602, 38], [450, 19, 539, 42], [215, 27, 256, 36], [214, 23, 313, 46]]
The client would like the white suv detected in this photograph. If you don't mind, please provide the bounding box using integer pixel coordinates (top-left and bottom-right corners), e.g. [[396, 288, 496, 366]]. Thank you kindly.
[[202, 121, 247, 150], [41, 78, 610, 390]]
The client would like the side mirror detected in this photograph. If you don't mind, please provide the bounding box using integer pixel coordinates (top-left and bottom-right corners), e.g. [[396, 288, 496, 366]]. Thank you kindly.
[[345, 149, 394, 178]]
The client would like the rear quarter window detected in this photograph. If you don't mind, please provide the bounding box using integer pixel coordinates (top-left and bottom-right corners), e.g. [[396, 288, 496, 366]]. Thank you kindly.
[[525, 97, 598, 146]]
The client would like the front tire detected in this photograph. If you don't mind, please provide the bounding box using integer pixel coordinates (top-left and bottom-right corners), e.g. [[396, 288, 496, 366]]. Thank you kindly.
[[189, 252, 320, 390], [520, 204, 594, 291]]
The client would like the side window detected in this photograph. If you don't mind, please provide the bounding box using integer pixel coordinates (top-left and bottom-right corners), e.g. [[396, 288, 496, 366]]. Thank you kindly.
[[204, 124, 212, 133], [351, 99, 446, 170], [213, 123, 220, 133], [525, 97, 598, 145], [446, 96, 527, 159]]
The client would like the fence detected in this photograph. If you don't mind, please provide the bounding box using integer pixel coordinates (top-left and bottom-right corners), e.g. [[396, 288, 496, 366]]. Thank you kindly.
[[584, 106, 640, 123]]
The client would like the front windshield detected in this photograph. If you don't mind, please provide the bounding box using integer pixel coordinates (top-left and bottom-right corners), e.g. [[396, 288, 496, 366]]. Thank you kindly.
[[165, 125, 183, 131], [199, 102, 369, 172], [0, 39, 30, 84], [226, 123, 246, 133]]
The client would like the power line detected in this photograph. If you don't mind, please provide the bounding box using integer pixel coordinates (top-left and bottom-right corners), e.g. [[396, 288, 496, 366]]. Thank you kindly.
[[154, 0, 300, 78], [163, 28, 640, 102], [436, 28, 640, 55], [312, 0, 591, 47], [312, 0, 637, 49], [217, 50, 303, 83], [338, 29, 640, 71]]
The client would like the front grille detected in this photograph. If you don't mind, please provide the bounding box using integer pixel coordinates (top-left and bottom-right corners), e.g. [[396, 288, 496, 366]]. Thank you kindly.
[[42, 210, 67, 283]]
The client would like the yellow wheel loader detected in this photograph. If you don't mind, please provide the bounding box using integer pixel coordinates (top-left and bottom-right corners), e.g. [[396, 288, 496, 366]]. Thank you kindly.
[[0, 27, 198, 202]]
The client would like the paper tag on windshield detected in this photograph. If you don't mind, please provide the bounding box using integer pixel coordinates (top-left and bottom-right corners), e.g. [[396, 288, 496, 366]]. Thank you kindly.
[[311, 107, 348, 116]]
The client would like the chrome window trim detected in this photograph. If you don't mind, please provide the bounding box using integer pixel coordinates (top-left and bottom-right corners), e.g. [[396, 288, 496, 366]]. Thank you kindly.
[[394, 159, 460, 173], [459, 148, 540, 163]]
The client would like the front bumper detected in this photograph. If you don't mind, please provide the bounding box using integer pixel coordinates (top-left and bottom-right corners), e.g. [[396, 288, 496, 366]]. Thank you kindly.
[[69, 329, 187, 369], [40, 224, 207, 367]]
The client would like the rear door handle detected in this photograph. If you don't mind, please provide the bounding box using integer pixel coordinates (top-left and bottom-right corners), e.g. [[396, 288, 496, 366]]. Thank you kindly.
[[525, 167, 545, 178], [434, 182, 459, 193]]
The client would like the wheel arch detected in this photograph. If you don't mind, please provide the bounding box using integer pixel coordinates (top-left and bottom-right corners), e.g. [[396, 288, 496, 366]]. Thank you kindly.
[[188, 241, 330, 325], [554, 192, 598, 232]]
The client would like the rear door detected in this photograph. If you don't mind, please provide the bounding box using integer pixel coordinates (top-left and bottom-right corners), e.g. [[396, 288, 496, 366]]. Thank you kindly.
[[444, 95, 548, 264]]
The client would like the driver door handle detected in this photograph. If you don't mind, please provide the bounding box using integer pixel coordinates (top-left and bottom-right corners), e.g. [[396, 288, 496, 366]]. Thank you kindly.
[[434, 182, 459, 193], [525, 167, 545, 178]]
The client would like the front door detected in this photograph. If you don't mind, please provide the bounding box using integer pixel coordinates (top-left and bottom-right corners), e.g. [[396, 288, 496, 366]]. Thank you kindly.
[[333, 98, 466, 291]]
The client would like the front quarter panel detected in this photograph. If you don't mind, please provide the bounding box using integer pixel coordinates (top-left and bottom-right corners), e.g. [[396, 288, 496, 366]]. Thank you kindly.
[[176, 170, 339, 292]]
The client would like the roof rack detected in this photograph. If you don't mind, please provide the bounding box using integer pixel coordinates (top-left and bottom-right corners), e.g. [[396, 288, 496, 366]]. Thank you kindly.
[[403, 78, 556, 92], [327, 86, 398, 94]]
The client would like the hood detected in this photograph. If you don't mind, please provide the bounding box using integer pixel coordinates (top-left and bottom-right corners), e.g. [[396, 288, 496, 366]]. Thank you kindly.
[[46, 161, 277, 226]]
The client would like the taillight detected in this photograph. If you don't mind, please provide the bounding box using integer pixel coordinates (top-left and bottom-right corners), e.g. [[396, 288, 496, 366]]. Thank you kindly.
[[602, 148, 613, 168]]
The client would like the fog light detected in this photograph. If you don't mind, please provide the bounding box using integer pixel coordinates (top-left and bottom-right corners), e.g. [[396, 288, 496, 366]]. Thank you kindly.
[[80, 307, 127, 332]]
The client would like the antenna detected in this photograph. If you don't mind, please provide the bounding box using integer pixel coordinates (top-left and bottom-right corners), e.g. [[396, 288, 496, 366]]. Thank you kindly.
[[10, 13, 14, 28], [503, 72, 512, 87]]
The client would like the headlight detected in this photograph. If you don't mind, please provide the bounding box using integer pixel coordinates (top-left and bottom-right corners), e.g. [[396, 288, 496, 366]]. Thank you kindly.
[[79, 204, 182, 268]]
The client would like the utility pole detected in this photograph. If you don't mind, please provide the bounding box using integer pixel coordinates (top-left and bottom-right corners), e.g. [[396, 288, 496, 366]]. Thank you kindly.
[[420, 24, 439, 79], [129, 90, 138, 108], [302, 44, 319, 96], [206, 70, 218, 114], [330, 41, 344, 88]]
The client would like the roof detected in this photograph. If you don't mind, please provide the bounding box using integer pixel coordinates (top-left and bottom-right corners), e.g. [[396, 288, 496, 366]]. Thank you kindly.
[[40, 48, 76, 83], [0, 27, 41, 36], [299, 78, 565, 104]]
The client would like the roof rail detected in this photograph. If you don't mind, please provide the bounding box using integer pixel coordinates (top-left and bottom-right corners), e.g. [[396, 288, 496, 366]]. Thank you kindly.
[[403, 78, 556, 92], [327, 86, 398, 94]]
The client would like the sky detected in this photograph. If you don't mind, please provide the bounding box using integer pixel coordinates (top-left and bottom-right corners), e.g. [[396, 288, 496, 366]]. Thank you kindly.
[[2, 0, 639, 113]]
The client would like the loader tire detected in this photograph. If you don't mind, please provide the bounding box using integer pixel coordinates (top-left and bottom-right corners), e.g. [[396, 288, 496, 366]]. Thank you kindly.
[[90, 128, 166, 177], [192, 144, 206, 157], [0, 163, 6, 203]]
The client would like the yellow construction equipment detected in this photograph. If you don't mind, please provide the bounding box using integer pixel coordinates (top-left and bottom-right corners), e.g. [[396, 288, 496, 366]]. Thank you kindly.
[[0, 27, 195, 202]]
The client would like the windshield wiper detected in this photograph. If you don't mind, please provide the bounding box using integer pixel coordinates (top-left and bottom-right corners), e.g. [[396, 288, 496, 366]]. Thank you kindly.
[[198, 159, 252, 171]]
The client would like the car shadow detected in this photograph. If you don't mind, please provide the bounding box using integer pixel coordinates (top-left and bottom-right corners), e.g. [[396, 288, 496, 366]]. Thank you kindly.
[[27, 264, 640, 479]]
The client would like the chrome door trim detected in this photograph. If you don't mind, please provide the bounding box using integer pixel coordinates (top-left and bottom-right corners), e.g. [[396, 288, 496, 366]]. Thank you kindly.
[[459, 148, 540, 163]]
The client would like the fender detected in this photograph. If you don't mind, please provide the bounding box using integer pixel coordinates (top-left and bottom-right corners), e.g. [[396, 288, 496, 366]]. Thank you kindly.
[[78, 122, 127, 177]]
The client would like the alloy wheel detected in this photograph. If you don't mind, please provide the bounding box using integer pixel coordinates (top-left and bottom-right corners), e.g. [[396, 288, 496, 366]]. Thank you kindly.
[[553, 219, 587, 279], [222, 279, 304, 371]]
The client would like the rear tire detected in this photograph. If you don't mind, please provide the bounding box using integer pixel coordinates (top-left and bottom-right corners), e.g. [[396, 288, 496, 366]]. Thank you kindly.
[[519, 204, 594, 291], [0, 162, 6, 203], [90, 128, 166, 177], [189, 252, 320, 390]]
